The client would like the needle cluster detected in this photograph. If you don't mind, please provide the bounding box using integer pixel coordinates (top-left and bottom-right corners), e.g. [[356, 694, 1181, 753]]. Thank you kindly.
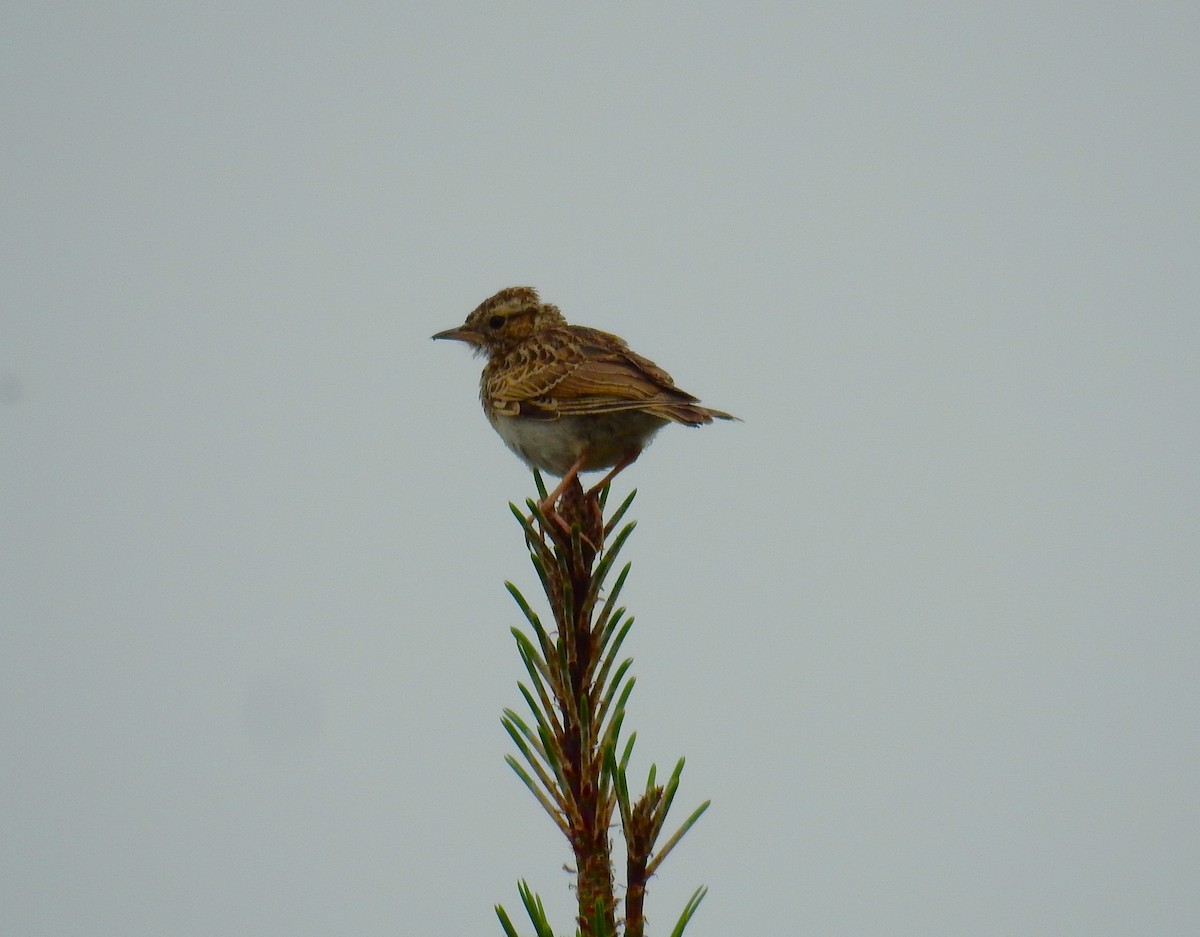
[[496, 475, 709, 937]]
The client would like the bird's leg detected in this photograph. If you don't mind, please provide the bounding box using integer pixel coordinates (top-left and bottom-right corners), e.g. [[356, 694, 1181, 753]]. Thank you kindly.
[[539, 453, 589, 517], [585, 449, 641, 501], [530, 454, 592, 544]]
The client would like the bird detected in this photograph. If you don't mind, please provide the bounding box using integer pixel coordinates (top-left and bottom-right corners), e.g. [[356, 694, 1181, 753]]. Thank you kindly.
[[432, 286, 736, 512]]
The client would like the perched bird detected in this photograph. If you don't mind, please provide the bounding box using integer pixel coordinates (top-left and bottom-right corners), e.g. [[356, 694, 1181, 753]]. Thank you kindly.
[[432, 286, 736, 509]]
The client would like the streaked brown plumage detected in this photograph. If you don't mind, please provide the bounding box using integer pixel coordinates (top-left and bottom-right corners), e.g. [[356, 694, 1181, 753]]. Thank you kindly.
[[432, 286, 736, 504]]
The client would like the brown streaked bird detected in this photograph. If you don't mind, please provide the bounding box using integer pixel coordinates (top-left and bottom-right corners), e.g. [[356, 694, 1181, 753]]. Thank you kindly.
[[432, 286, 736, 511]]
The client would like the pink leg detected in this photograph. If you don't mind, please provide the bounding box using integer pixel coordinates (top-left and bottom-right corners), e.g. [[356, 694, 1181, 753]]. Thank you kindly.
[[539, 452, 590, 515], [585, 449, 641, 499]]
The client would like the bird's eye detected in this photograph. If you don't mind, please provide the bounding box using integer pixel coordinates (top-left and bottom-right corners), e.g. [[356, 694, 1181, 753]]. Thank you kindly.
[[488, 315, 504, 330]]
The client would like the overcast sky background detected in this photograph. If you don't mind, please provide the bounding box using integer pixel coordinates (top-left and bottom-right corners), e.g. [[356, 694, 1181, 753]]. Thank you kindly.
[[3, 5, 1198, 936]]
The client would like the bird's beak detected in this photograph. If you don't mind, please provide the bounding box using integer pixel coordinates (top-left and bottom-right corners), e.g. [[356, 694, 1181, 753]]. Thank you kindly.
[[431, 325, 479, 344]]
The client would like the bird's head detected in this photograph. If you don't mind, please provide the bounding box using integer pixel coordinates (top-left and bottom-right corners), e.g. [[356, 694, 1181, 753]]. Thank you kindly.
[[432, 286, 566, 356]]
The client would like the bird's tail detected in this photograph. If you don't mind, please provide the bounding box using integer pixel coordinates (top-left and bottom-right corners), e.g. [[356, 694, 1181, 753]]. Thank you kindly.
[[652, 403, 740, 426]]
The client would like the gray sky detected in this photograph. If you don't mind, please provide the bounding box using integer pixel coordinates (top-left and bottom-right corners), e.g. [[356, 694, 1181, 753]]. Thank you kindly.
[[3, 4, 1198, 936]]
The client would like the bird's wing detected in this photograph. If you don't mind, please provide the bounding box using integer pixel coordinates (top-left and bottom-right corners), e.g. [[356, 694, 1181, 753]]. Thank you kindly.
[[538, 356, 698, 415], [483, 336, 580, 414], [483, 326, 732, 425], [486, 327, 714, 423]]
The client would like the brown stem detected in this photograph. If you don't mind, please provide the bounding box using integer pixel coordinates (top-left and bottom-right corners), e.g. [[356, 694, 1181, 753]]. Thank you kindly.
[[544, 479, 616, 936], [621, 788, 661, 937]]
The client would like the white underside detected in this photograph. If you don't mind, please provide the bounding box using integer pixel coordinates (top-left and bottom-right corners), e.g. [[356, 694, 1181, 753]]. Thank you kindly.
[[488, 411, 667, 477]]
